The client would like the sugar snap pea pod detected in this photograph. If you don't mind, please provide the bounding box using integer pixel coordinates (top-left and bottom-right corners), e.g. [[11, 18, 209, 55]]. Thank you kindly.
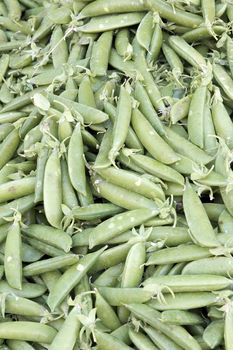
[[48, 306, 81, 350], [95, 289, 121, 331], [143, 325, 183, 350], [152, 264, 173, 277], [213, 63, 233, 101], [0, 322, 56, 343], [7, 340, 35, 350], [212, 94, 233, 148], [127, 152, 184, 185], [150, 227, 191, 246], [134, 81, 165, 136], [203, 320, 224, 349], [78, 12, 145, 33], [43, 149, 62, 229], [182, 257, 233, 276], [89, 208, 157, 248], [78, 75, 96, 108], [218, 210, 233, 234], [25, 236, 66, 258], [94, 264, 124, 287], [0, 281, 46, 298], [95, 287, 154, 306], [0, 128, 20, 170], [224, 301, 233, 350], [4, 221, 22, 290], [148, 292, 219, 311], [97, 167, 165, 201], [93, 126, 112, 169], [0, 112, 27, 124], [90, 31, 113, 76], [61, 159, 78, 210], [162, 43, 184, 75], [50, 26, 68, 69], [203, 203, 225, 221], [23, 255, 79, 277], [0, 124, 14, 142], [111, 325, 131, 345], [115, 29, 132, 60], [132, 109, 179, 164], [164, 126, 212, 165], [182, 25, 225, 43], [47, 246, 106, 311], [183, 180, 219, 247], [20, 242, 43, 263], [1, 294, 48, 317], [67, 123, 86, 196], [92, 176, 160, 211], [0, 17, 31, 34], [202, 0, 215, 25], [145, 0, 202, 27], [0, 54, 9, 83], [161, 310, 204, 326], [146, 244, 212, 266], [77, 180, 94, 207], [134, 44, 165, 112], [72, 203, 123, 221], [168, 36, 206, 70], [147, 22, 163, 64], [78, 0, 145, 18], [47, 93, 108, 124], [109, 48, 136, 78], [0, 223, 10, 243], [0, 194, 35, 225], [0, 177, 35, 204], [136, 12, 154, 52], [108, 86, 132, 164], [203, 104, 218, 156], [227, 36, 233, 78], [22, 224, 71, 253], [143, 274, 231, 292], [94, 329, 134, 350], [4, 0, 22, 21], [188, 86, 207, 149], [129, 328, 158, 350], [126, 304, 202, 350]]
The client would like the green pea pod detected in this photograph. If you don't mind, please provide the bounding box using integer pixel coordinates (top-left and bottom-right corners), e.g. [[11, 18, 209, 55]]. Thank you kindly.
[[94, 329, 134, 350], [129, 328, 158, 350], [170, 95, 191, 124], [90, 31, 113, 76], [50, 25, 68, 69], [0, 128, 20, 170], [224, 302, 233, 350], [61, 159, 79, 209], [203, 320, 224, 349], [96, 289, 121, 331], [143, 325, 183, 350], [182, 256, 233, 276], [147, 23, 163, 64], [161, 310, 204, 326]]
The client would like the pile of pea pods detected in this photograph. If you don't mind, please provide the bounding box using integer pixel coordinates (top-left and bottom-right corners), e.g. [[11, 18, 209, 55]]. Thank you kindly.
[[1, 0, 233, 349]]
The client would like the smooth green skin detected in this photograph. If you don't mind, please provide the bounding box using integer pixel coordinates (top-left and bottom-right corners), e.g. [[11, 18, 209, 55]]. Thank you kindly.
[[94, 263, 124, 287], [22, 224, 72, 253], [203, 104, 218, 156], [212, 99, 233, 148], [72, 203, 123, 221], [25, 237, 66, 258], [109, 86, 132, 163], [5, 0, 22, 21], [182, 25, 225, 42], [0, 281, 46, 298], [47, 246, 106, 311], [79, 0, 145, 18], [109, 48, 136, 78], [168, 262, 187, 275], [146, 244, 212, 265], [161, 310, 204, 326], [148, 291, 219, 310], [0, 177, 35, 204], [50, 25, 68, 69], [4, 221, 22, 290], [220, 187, 233, 217], [104, 101, 143, 153], [41, 270, 62, 292], [61, 158, 78, 209], [213, 63, 233, 101], [23, 255, 79, 276], [218, 210, 233, 234], [0, 17, 31, 35], [143, 274, 231, 292], [94, 126, 112, 169], [152, 264, 173, 277], [23, 125, 42, 154], [227, 36, 233, 78], [136, 12, 154, 52], [146, 0, 202, 28], [202, 0, 215, 23], [190, 170, 227, 187], [92, 176, 160, 211], [96, 286, 154, 306], [128, 153, 184, 185], [1, 294, 48, 317], [78, 75, 96, 108], [170, 95, 191, 124], [183, 181, 219, 247], [97, 167, 165, 201], [182, 257, 233, 276], [68, 123, 86, 196], [90, 31, 113, 76], [225, 303, 233, 350], [129, 328, 158, 350], [75, 274, 93, 314], [134, 81, 165, 136], [162, 43, 184, 74], [143, 325, 183, 350], [43, 149, 62, 229], [0, 322, 56, 343], [89, 208, 157, 248], [1, 88, 44, 113], [0, 129, 20, 170], [96, 290, 121, 331], [203, 320, 224, 349], [0, 54, 9, 83], [126, 304, 201, 350], [147, 22, 163, 64], [0, 123, 14, 142], [78, 12, 145, 33], [0, 194, 35, 225], [111, 324, 131, 345], [7, 340, 35, 350], [131, 109, 179, 164], [94, 329, 134, 350], [48, 307, 81, 350], [169, 36, 206, 70], [115, 29, 131, 58], [188, 86, 207, 149], [203, 203, 225, 221]]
